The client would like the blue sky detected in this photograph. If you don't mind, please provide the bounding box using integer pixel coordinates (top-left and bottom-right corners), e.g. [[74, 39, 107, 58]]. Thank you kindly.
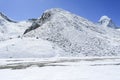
[[0, 0, 120, 25]]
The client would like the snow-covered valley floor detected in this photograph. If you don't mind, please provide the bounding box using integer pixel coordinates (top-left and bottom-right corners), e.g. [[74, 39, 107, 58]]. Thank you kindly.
[[0, 57, 120, 80]]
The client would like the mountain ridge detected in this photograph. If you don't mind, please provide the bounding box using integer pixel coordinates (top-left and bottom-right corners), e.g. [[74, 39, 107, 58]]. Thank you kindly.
[[0, 8, 120, 58], [0, 12, 17, 23], [23, 8, 120, 56]]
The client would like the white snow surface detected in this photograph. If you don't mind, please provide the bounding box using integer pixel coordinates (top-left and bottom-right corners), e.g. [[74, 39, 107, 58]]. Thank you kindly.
[[0, 38, 64, 58], [0, 57, 120, 80], [0, 14, 32, 41]]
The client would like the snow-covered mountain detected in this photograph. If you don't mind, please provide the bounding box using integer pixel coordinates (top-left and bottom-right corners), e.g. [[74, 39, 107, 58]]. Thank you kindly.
[[24, 8, 120, 56], [1, 8, 120, 58], [0, 12, 32, 41], [98, 15, 117, 28]]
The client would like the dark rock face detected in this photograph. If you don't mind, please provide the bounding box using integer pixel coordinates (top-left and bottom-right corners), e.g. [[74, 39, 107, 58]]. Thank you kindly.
[[24, 12, 51, 34], [28, 18, 37, 22], [23, 22, 40, 34], [0, 12, 16, 23]]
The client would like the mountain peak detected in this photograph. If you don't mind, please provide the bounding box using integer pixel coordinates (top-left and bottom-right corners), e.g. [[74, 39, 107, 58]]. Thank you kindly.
[[98, 15, 116, 28], [39, 8, 70, 19], [0, 12, 16, 22], [0, 12, 9, 20], [45, 8, 67, 13], [99, 15, 111, 22]]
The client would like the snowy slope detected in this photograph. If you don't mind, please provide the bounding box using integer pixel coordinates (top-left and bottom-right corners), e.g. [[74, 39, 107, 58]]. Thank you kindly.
[[0, 13, 32, 41], [0, 38, 64, 58], [1, 8, 120, 58], [0, 11, 65, 58], [24, 8, 120, 57]]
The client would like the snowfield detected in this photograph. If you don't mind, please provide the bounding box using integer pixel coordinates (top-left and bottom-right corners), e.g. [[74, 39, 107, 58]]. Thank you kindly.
[[0, 57, 120, 80], [0, 38, 64, 58]]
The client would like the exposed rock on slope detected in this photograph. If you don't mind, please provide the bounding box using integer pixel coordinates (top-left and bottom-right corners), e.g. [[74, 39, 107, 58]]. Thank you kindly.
[[23, 8, 120, 56], [0, 8, 120, 58]]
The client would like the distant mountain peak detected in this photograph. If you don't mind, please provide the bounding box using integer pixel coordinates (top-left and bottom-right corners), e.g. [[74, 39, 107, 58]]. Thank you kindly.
[[98, 15, 116, 28], [99, 15, 111, 22]]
